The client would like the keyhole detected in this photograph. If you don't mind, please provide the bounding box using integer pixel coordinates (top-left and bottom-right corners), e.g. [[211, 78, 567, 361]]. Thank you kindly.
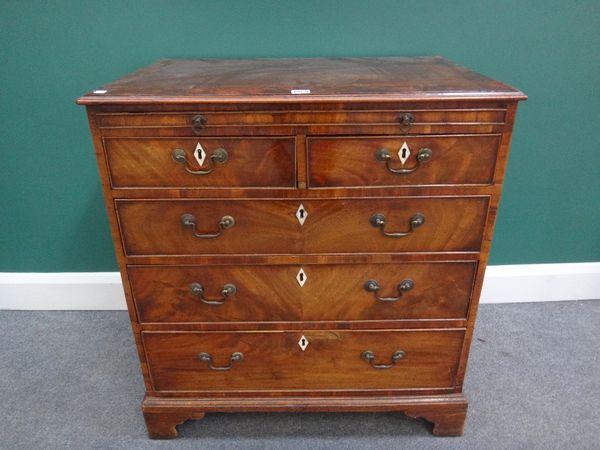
[[401, 148, 408, 159], [299, 208, 305, 218], [301, 338, 307, 346], [299, 272, 304, 282]]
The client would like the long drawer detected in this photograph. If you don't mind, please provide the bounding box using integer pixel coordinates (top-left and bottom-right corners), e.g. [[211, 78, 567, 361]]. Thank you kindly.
[[97, 109, 506, 130], [129, 262, 476, 323], [116, 197, 489, 256], [308, 134, 501, 187], [143, 329, 464, 392], [105, 137, 296, 188]]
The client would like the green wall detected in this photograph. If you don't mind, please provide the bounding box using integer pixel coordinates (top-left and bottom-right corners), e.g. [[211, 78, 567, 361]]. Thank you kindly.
[[1, 0, 599, 271]]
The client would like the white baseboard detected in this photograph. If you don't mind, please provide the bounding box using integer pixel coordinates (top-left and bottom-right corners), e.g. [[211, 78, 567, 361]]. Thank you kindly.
[[480, 262, 600, 303], [0, 263, 599, 310], [0, 272, 126, 310]]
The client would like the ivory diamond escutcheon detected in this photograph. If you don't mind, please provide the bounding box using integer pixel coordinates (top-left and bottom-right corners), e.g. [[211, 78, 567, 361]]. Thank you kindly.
[[398, 141, 411, 165], [296, 268, 307, 287], [296, 203, 308, 226], [298, 335, 309, 351], [194, 142, 207, 166]]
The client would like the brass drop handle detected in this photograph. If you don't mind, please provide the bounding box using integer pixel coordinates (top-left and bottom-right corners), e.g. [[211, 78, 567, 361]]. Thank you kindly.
[[181, 213, 235, 239], [364, 278, 414, 302], [171, 147, 228, 175], [375, 147, 432, 174], [369, 212, 425, 237], [361, 350, 406, 369], [190, 282, 237, 305], [197, 352, 243, 371]]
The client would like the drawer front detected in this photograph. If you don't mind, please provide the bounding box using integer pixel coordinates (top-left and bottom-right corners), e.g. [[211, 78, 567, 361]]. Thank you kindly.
[[143, 329, 464, 392], [129, 262, 476, 323], [97, 109, 506, 130], [116, 197, 488, 256], [105, 137, 295, 188], [308, 135, 500, 187]]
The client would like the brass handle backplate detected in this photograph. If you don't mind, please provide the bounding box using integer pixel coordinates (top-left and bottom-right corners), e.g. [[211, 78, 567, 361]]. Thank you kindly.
[[361, 350, 406, 369], [181, 213, 235, 239], [375, 147, 432, 174], [364, 278, 414, 302], [171, 147, 228, 175], [369, 212, 425, 237], [190, 282, 237, 305], [197, 352, 243, 371]]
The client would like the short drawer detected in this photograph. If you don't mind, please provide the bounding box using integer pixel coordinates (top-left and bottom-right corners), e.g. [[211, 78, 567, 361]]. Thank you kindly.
[[143, 329, 464, 392], [116, 197, 489, 256], [129, 262, 476, 323], [105, 137, 295, 188], [308, 135, 500, 187]]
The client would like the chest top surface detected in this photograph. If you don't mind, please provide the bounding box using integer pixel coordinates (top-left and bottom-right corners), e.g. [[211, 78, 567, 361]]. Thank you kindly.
[[77, 57, 526, 105]]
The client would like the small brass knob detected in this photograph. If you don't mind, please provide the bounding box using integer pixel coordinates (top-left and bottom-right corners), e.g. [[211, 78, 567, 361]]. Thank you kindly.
[[398, 112, 414, 128], [192, 114, 207, 133]]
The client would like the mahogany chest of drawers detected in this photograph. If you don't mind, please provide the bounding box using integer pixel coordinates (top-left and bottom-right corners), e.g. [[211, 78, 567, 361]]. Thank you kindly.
[[78, 57, 525, 438]]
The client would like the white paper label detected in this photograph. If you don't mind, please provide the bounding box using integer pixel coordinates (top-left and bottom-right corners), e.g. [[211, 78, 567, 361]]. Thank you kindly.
[[93, 89, 108, 94], [290, 89, 311, 95]]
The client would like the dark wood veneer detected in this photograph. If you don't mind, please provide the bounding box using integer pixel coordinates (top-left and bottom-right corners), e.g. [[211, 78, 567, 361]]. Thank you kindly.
[[105, 137, 296, 188], [77, 57, 525, 104], [142, 329, 464, 392], [129, 262, 476, 323], [116, 197, 489, 256], [308, 134, 500, 187], [96, 109, 506, 128], [78, 57, 525, 438]]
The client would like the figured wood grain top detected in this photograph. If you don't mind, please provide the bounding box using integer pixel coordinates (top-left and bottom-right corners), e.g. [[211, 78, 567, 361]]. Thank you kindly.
[[77, 57, 526, 104]]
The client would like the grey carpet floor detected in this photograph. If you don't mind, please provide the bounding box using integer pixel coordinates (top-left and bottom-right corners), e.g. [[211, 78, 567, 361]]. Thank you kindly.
[[1, 301, 599, 450]]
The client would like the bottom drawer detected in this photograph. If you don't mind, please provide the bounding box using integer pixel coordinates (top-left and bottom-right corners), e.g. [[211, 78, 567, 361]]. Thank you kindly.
[[143, 329, 464, 392]]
